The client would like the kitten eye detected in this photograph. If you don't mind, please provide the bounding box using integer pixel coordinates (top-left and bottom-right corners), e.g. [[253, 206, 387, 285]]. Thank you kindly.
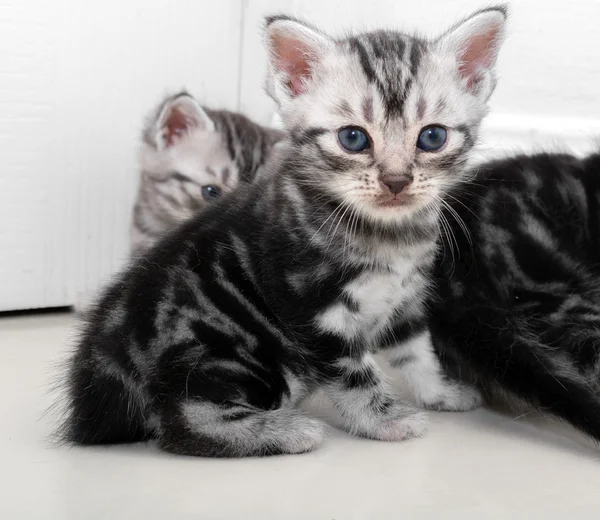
[[417, 126, 447, 152], [201, 185, 222, 201], [338, 127, 370, 153]]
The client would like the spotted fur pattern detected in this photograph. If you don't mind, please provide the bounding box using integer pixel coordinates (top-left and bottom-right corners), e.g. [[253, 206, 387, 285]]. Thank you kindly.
[[427, 151, 600, 440], [60, 8, 506, 456], [132, 92, 283, 255]]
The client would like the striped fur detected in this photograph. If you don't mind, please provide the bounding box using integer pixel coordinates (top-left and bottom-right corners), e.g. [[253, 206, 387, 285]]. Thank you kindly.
[[132, 92, 283, 255], [59, 8, 506, 456], [428, 151, 600, 440]]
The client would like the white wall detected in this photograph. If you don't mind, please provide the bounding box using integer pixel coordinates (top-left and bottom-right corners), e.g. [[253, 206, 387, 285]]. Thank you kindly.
[[2, 0, 600, 311]]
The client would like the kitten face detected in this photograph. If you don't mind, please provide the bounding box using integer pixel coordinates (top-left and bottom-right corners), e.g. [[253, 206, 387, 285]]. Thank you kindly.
[[266, 8, 506, 224], [149, 127, 238, 206], [140, 93, 239, 209]]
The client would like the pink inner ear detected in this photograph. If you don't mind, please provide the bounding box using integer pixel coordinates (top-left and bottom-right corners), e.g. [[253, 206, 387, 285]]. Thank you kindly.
[[163, 107, 195, 147], [458, 28, 500, 88], [272, 34, 313, 97]]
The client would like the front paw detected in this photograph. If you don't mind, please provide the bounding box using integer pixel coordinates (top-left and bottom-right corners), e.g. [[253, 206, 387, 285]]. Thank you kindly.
[[354, 409, 428, 441], [421, 384, 483, 412]]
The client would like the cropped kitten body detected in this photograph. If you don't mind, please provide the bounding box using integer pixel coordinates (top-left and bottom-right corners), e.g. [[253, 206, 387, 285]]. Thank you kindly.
[[429, 151, 600, 440], [132, 92, 282, 255], [61, 8, 506, 456]]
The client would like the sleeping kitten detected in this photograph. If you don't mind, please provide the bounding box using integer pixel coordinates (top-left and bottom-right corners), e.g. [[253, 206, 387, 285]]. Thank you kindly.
[[423, 151, 600, 441], [60, 7, 506, 456], [132, 92, 283, 255]]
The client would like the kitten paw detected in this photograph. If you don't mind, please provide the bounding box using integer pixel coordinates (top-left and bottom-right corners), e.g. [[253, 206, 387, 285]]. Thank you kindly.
[[281, 415, 327, 454], [421, 384, 483, 412], [357, 410, 428, 441]]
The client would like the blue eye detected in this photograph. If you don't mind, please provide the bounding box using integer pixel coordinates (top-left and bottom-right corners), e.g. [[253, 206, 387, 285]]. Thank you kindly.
[[417, 126, 447, 151], [338, 127, 370, 152], [201, 185, 222, 201]]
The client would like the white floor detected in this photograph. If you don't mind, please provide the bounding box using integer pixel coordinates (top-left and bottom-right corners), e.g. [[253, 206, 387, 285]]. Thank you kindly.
[[1, 312, 599, 519]]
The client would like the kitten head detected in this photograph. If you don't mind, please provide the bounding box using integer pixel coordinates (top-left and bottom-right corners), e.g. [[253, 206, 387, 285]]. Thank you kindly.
[[265, 7, 507, 224], [140, 92, 239, 206]]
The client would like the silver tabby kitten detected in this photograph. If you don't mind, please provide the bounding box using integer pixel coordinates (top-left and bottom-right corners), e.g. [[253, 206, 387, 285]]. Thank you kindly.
[[431, 150, 600, 441], [132, 92, 283, 255], [61, 7, 506, 456]]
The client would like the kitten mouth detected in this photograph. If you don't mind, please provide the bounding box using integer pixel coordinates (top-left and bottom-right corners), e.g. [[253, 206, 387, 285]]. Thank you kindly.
[[374, 193, 414, 208]]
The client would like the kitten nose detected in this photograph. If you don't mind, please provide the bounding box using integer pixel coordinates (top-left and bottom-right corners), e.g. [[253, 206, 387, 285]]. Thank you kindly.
[[380, 175, 412, 195]]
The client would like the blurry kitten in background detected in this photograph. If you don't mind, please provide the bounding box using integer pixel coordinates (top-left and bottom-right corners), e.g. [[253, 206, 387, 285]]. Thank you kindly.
[[131, 92, 283, 255]]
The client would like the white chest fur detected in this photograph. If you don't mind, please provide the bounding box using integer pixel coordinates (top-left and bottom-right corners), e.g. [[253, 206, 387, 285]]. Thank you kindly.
[[315, 252, 430, 345]]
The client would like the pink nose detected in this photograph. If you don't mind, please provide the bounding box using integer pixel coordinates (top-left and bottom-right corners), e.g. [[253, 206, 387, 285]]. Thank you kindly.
[[380, 175, 412, 195]]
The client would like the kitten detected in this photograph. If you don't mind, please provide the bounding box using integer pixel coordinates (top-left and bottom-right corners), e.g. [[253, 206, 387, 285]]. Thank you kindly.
[[132, 92, 283, 255], [423, 151, 600, 441], [59, 7, 506, 456]]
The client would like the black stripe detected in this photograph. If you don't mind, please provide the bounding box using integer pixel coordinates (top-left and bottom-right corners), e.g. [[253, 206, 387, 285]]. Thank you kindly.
[[370, 393, 394, 414], [149, 171, 197, 186], [342, 367, 377, 390], [224, 410, 253, 421], [217, 244, 282, 328], [256, 134, 269, 170], [348, 37, 379, 85], [369, 34, 385, 60], [340, 293, 360, 313], [292, 127, 328, 146], [379, 318, 427, 348], [223, 117, 236, 160], [168, 171, 197, 185], [314, 143, 357, 171], [432, 146, 471, 170], [389, 354, 417, 369], [416, 97, 426, 120], [193, 262, 285, 350], [409, 40, 423, 77], [455, 125, 474, 148]]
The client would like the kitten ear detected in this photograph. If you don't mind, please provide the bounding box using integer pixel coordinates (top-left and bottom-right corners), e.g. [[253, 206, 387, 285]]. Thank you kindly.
[[154, 93, 214, 150], [264, 16, 334, 106], [437, 6, 507, 97]]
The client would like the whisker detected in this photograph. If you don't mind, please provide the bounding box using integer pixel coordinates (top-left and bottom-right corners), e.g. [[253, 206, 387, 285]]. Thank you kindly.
[[441, 199, 473, 248], [325, 200, 354, 254], [444, 193, 481, 222]]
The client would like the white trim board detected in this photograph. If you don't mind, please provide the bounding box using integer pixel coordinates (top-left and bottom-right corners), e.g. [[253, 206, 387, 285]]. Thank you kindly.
[[478, 114, 600, 158]]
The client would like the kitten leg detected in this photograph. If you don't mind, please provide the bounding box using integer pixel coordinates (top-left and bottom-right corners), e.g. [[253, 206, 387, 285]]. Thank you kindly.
[[155, 357, 325, 457], [323, 354, 427, 441], [157, 400, 325, 457], [382, 330, 482, 411]]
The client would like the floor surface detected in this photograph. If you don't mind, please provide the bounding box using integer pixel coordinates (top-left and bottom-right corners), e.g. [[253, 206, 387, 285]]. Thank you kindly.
[[1, 312, 599, 519]]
